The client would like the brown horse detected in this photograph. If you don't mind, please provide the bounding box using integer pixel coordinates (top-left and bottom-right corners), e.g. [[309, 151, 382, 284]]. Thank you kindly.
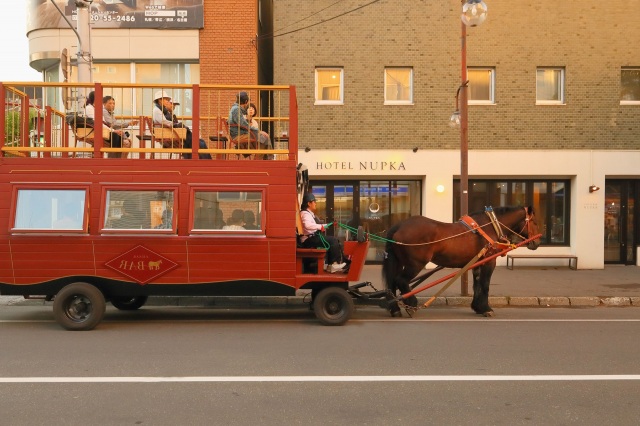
[[383, 206, 540, 317]]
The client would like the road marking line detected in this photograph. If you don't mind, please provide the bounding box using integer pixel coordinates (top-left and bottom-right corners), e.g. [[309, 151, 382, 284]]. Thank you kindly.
[[1, 318, 640, 324], [1, 375, 640, 383]]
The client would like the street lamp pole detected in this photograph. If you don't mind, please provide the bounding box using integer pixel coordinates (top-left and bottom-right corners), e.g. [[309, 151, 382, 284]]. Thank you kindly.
[[457, 0, 487, 295], [459, 19, 470, 295]]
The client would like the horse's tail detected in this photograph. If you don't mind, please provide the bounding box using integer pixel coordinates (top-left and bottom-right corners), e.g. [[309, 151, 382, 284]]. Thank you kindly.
[[382, 223, 402, 293]]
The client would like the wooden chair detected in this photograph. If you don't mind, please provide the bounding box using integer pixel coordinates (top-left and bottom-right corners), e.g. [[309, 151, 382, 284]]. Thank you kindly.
[[72, 126, 112, 158], [224, 120, 260, 160], [152, 127, 187, 159]]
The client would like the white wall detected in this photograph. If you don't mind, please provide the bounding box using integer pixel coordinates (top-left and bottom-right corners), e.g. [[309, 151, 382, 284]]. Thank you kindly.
[[300, 149, 640, 269]]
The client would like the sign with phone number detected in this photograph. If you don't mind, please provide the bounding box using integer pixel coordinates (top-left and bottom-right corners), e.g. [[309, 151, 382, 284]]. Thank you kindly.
[[27, 0, 204, 31]]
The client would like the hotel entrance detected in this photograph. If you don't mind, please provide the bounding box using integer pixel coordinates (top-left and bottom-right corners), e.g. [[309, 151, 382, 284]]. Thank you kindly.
[[308, 180, 422, 262], [604, 180, 638, 265]]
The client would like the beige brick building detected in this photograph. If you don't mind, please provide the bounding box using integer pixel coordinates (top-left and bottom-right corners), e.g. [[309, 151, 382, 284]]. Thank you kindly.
[[273, 0, 640, 268], [20, 0, 640, 268]]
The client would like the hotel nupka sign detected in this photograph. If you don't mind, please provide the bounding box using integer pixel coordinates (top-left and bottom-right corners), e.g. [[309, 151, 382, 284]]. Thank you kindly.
[[28, 0, 204, 31]]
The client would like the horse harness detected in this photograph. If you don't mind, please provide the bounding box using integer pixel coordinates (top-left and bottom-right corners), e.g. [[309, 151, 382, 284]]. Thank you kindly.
[[459, 207, 512, 252]]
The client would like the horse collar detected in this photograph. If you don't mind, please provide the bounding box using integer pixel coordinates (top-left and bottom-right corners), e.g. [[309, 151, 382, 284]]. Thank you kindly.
[[460, 215, 511, 250]]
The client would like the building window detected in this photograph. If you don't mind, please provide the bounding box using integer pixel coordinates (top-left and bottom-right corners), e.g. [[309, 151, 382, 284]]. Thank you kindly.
[[536, 67, 565, 104], [103, 190, 175, 231], [454, 179, 570, 245], [315, 68, 343, 104], [192, 190, 263, 232], [468, 67, 495, 104], [13, 188, 86, 231], [384, 68, 413, 104], [621, 68, 640, 103], [63, 62, 200, 116]]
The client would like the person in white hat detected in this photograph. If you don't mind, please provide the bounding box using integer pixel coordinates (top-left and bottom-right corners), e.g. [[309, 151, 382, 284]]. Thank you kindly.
[[152, 90, 211, 159]]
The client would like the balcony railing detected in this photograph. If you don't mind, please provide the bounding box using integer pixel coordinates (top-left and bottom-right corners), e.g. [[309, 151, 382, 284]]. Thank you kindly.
[[0, 82, 297, 161]]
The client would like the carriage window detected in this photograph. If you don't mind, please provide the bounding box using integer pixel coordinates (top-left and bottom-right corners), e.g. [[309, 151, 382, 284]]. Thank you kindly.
[[193, 190, 263, 232], [103, 190, 175, 231], [14, 189, 86, 231], [455, 179, 570, 246]]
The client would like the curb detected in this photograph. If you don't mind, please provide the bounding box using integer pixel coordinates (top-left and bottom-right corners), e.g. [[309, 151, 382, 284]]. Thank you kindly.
[[2, 295, 640, 307]]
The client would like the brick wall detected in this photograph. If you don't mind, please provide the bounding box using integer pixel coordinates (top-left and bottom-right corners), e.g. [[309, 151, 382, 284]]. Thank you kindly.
[[273, 0, 640, 150], [200, 0, 258, 85]]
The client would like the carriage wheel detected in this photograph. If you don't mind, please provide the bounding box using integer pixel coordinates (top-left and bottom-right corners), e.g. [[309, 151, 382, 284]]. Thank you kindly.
[[111, 296, 148, 311], [313, 287, 354, 326], [53, 282, 106, 331]]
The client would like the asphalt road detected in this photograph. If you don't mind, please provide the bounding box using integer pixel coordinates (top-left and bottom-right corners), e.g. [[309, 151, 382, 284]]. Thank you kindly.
[[1, 305, 640, 425]]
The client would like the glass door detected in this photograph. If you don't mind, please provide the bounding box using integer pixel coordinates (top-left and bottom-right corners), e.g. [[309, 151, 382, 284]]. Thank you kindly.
[[308, 182, 356, 240], [605, 180, 637, 264]]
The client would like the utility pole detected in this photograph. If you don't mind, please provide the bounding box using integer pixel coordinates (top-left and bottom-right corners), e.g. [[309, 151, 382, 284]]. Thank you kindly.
[[49, 0, 94, 83], [75, 0, 94, 84]]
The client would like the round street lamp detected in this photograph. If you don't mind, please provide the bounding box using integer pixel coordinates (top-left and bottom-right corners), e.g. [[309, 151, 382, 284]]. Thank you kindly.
[[461, 0, 488, 27]]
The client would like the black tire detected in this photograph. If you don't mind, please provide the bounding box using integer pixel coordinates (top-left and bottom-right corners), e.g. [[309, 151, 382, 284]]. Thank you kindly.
[[313, 287, 354, 326], [111, 296, 148, 311], [53, 282, 106, 331]]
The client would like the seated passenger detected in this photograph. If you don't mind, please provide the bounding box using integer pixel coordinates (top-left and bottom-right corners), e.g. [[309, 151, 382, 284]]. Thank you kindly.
[[102, 95, 136, 158], [222, 209, 246, 230], [152, 90, 212, 159], [228, 92, 270, 160], [82, 91, 125, 158], [247, 103, 273, 159], [109, 199, 147, 229], [243, 210, 259, 230], [299, 193, 348, 274], [158, 200, 174, 229]]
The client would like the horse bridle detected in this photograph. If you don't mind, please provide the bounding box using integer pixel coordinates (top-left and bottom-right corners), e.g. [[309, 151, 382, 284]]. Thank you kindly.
[[500, 207, 533, 242]]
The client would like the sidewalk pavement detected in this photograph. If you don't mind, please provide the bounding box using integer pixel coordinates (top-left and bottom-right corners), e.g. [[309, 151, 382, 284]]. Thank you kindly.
[[356, 264, 640, 308], [1, 265, 639, 308]]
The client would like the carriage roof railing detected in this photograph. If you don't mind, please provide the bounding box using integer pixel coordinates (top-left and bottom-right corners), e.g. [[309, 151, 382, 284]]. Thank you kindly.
[[0, 82, 297, 160]]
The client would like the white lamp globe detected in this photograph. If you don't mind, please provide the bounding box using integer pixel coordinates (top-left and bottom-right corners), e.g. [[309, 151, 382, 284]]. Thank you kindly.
[[461, 0, 488, 27]]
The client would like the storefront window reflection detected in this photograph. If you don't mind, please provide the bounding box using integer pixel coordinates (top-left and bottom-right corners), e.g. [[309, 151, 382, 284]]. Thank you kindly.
[[455, 179, 569, 246], [311, 180, 422, 263]]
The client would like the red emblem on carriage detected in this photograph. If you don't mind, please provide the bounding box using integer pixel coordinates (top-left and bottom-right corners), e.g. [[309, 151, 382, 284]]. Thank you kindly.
[[105, 245, 178, 285]]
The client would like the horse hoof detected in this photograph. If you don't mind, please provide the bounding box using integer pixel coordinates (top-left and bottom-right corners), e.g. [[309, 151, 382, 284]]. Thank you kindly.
[[388, 305, 402, 317], [483, 310, 494, 317]]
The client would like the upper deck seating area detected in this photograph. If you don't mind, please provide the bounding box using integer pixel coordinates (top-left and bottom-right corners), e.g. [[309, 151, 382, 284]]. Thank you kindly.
[[0, 83, 295, 160]]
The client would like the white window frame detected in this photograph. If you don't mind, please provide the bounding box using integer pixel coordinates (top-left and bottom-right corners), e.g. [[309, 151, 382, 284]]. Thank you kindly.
[[467, 67, 495, 105], [384, 67, 413, 105], [315, 68, 344, 105], [536, 67, 565, 105], [620, 67, 640, 105]]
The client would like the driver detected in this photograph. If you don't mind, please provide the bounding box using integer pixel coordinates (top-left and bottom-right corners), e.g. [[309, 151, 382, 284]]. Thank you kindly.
[[299, 192, 348, 273]]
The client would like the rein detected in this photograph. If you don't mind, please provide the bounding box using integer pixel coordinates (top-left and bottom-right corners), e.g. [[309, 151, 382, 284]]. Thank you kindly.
[[335, 207, 534, 247]]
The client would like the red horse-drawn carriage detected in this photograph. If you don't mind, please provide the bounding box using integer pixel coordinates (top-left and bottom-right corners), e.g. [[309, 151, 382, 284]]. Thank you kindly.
[[0, 82, 369, 330]]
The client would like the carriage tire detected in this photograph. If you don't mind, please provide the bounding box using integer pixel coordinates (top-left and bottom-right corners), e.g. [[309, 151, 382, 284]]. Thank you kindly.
[[111, 296, 148, 311], [53, 282, 106, 331], [313, 287, 354, 326]]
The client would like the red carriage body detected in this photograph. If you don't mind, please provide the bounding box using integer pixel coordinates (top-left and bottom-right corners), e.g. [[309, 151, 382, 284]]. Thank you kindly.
[[0, 83, 368, 329]]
